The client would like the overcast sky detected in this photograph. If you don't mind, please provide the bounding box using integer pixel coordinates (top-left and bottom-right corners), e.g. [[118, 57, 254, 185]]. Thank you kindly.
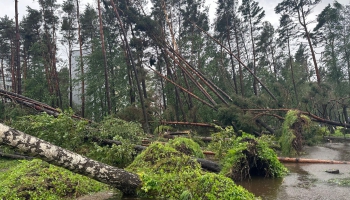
[[1, 0, 349, 28]]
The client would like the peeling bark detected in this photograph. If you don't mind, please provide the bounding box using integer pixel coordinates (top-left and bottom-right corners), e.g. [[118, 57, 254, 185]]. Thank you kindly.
[[0, 123, 141, 195]]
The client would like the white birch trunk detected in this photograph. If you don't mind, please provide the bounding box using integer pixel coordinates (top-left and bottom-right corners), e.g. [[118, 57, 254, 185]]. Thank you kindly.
[[0, 123, 141, 195]]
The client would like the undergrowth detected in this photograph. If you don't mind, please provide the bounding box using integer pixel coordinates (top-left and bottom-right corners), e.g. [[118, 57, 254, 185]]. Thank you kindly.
[[0, 159, 109, 199], [126, 142, 256, 199]]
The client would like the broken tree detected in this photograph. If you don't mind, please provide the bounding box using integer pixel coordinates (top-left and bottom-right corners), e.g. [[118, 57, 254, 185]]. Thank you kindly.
[[0, 123, 141, 195]]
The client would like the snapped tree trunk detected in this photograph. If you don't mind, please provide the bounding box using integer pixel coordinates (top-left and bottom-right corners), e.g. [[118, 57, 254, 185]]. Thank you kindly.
[[0, 123, 141, 195]]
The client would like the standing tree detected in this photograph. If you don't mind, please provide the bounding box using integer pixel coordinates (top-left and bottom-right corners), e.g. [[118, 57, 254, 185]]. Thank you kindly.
[[97, 0, 111, 114], [15, 0, 21, 94], [275, 0, 322, 85], [239, 0, 265, 96], [61, 0, 77, 109], [277, 14, 299, 104]]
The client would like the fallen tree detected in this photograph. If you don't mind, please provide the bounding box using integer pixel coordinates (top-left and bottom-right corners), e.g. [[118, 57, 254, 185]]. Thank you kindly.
[[278, 157, 350, 164], [0, 123, 141, 195]]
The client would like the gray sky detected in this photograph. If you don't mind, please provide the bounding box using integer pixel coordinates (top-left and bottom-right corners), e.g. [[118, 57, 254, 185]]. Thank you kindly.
[[0, 0, 349, 28]]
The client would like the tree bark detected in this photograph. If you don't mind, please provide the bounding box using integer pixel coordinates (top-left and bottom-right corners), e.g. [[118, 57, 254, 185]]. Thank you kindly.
[[76, 0, 85, 118], [0, 123, 141, 195], [15, 0, 21, 94], [97, 0, 112, 115]]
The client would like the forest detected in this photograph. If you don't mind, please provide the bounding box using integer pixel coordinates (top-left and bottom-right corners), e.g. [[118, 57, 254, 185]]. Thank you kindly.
[[0, 0, 350, 199]]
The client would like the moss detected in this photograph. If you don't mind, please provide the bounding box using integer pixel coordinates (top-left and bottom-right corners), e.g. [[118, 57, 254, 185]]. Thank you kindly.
[[192, 173, 256, 200], [220, 134, 288, 181], [0, 159, 109, 199], [126, 142, 255, 199], [168, 137, 204, 158]]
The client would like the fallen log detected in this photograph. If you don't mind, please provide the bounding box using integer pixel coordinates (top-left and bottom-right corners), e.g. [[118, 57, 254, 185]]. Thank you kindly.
[[278, 157, 350, 164], [323, 136, 350, 142], [0, 123, 141, 195], [156, 121, 215, 128]]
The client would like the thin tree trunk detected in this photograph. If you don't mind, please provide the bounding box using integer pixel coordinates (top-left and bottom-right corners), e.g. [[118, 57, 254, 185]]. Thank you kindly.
[[0, 123, 141, 195], [287, 33, 298, 104], [10, 40, 16, 93], [97, 0, 111, 114], [227, 33, 238, 94], [233, 20, 244, 96], [249, 17, 258, 96], [298, 8, 321, 85], [76, 0, 85, 117], [109, 0, 149, 133], [1, 58, 5, 90], [15, 0, 21, 94], [69, 41, 73, 108]]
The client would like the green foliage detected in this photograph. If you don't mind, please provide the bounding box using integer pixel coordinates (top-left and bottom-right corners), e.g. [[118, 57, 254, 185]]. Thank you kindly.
[[126, 142, 255, 199], [87, 116, 145, 168], [217, 105, 258, 133], [0, 159, 108, 199], [280, 110, 299, 156], [0, 103, 34, 122], [280, 110, 312, 156], [208, 126, 236, 160], [153, 125, 174, 135], [11, 110, 88, 151], [168, 137, 204, 158], [191, 173, 256, 200], [11, 112, 144, 168], [220, 133, 288, 181]]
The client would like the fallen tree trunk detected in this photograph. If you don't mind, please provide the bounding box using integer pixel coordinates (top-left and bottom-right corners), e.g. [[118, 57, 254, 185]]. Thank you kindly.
[[278, 157, 350, 164], [0, 123, 141, 195], [323, 136, 350, 142]]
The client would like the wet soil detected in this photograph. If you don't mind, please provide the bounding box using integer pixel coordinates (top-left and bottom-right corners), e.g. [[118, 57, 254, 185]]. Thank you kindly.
[[238, 142, 350, 200]]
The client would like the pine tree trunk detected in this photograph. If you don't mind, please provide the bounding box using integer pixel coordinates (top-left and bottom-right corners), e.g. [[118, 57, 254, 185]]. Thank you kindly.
[[0, 123, 141, 195], [76, 0, 85, 118], [15, 0, 21, 94]]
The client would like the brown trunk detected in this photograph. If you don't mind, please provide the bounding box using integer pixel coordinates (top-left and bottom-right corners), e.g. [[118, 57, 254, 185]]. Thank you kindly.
[[1, 58, 5, 90], [10, 41, 16, 93], [97, 0, 111, 114], [298, 8, 321, 85], [69, 41, 73, 108], [15, 0, 21, 94], [76, 0, 85, 117], [227, 33, 238, 94], [249, 17, 258, 96], [0, 123, 141, 195], [287, 33, 298, 103], [278, 157, 350, 164], [233, 20, 244, 96]]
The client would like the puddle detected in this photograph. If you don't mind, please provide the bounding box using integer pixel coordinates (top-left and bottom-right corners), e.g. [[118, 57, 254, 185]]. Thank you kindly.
[[237, 143, 350, 200]]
